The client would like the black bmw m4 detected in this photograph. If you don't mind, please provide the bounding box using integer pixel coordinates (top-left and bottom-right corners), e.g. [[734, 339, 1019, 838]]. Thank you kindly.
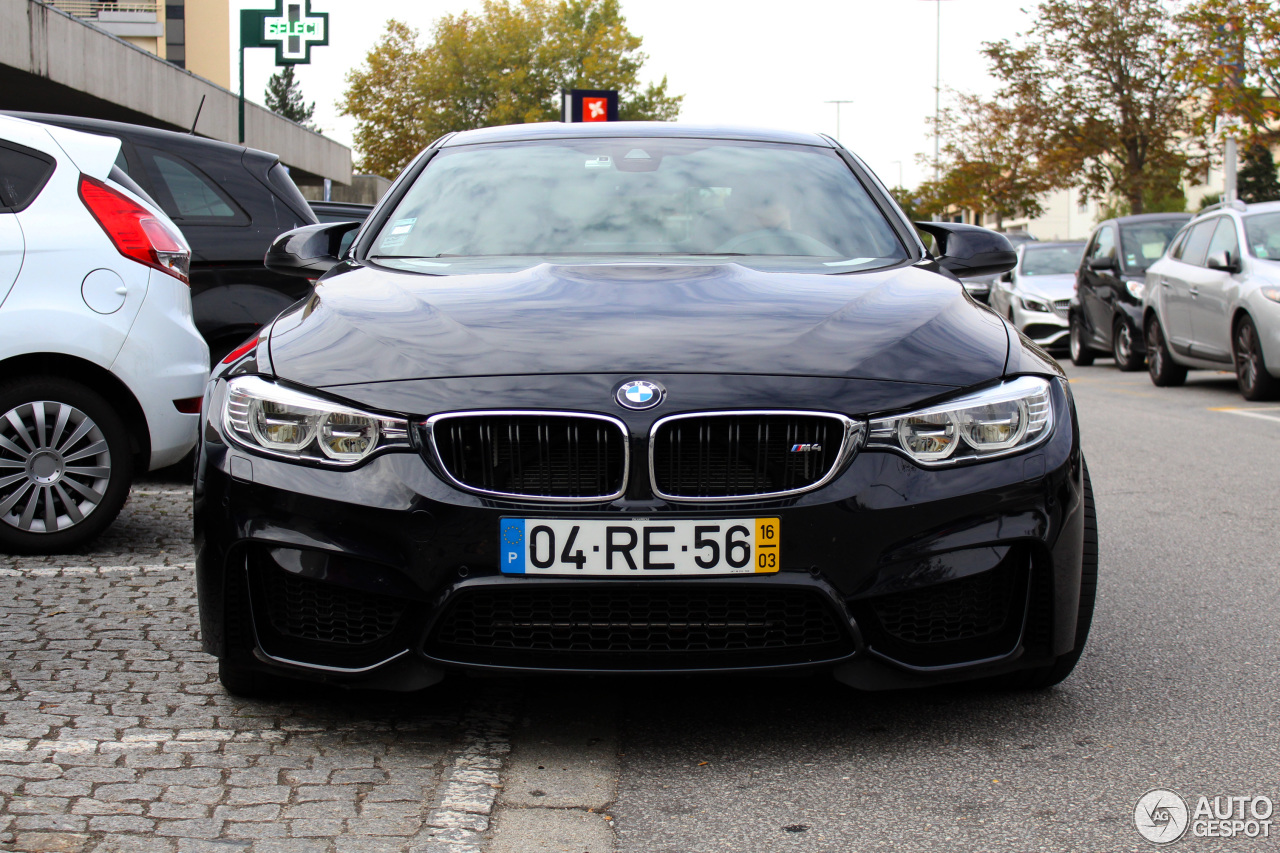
[[194, 122, 1096, 697]]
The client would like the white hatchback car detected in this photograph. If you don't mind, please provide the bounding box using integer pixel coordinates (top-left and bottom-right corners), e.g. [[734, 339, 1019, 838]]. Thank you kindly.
[[0, 115, 208, 553]]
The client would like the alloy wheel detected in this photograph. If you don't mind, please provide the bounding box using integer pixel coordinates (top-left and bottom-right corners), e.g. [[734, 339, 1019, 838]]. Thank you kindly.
[[1235, 322, 1258, 392], [0, 401, 112, 533]]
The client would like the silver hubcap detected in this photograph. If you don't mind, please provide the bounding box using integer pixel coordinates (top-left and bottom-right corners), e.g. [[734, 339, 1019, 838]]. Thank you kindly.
[[1236, 324, 1257, 389], [0, 401, 111, 534], [1116, 324, 1131, 361]]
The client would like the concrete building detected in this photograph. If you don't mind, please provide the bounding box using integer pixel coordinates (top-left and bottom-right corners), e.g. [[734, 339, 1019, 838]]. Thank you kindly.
[[2, 0, 348, 189]]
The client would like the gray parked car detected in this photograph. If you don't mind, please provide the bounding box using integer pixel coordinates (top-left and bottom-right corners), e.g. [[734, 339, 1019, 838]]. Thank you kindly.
[[989, 241, 1086, 353], [1143, 201, 1280, 400]]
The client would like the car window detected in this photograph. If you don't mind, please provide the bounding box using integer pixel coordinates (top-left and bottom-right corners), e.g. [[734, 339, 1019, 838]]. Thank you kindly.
[[1180, 219, 1217, 267], [1205, 217, 1239, 263], [1020, 245, 1083, 276], [1119, 221, 1184, 272], [1244, 211, 1280, 259], [369, 138, 908, 275], [0, 141, 56, 212], [138, 147, 245, 223], [1168, 226, 1190, 260], [1089, 226, 1116, 263]]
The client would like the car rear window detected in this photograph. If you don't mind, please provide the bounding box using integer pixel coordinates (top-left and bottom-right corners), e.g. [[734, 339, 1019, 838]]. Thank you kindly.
[[369, 138, 908, 275], [0, 141, 56, 212], [138, 147, 247, 223]]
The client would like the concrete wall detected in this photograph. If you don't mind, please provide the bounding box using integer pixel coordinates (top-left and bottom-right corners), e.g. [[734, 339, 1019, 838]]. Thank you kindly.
[[3, 0, 349, 185]]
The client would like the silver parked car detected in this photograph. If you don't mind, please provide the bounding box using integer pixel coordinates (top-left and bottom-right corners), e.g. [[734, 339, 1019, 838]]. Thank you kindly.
[[989, 241, 1086, 353], [1143, 201, 1280, 400]]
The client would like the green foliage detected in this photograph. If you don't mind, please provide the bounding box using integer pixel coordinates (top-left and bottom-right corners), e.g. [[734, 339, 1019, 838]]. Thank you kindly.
[[264, 65, 316, 130], [1178, 0, 1280, 144], [923, 91, 1061, 229], [984, 0, 1198, 215], [1198, 191, 1223, 210], [340, 0, 682, 177], [1238, 144, 1280, 202]]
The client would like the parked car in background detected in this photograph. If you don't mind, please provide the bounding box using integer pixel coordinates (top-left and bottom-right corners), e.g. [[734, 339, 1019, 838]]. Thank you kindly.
[[5, 113, 319, 363], [308, 200, 373, 224], [195, 122, 1095, 699], [989, 241, 1086, 353], [1143, 201, 1280, 400], [0, 115, 208, 553], [1069, 213, 1191, 370], [960, 230, 1037, 304]]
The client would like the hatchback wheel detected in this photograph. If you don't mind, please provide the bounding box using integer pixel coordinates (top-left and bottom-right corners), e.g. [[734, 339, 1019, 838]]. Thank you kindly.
[[1069, 316, 1095, 366], [1112, 318, 1144, 371], [1145, 316, 1187, 387], [0, 378, 133, 554], [1234, 315, 1280, 401]]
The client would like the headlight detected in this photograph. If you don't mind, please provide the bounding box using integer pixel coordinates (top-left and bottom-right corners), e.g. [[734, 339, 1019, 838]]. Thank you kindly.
[[866, 376, 1055, 466], [1019, 296, 1050, 312], [223, 376, 411, 466], [1126, 280, 1147, 300], [1262, 286, 1280, 304]]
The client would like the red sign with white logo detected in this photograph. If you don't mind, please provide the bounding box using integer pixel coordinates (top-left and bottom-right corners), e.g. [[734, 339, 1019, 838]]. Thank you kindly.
[[583, 97, 608, 122]]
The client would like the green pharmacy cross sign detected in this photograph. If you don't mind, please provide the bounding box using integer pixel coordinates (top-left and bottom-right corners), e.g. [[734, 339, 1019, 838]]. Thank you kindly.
[[238, 0, 329, 141]]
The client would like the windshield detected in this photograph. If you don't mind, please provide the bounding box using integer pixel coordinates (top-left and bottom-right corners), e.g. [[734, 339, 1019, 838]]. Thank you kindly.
[[368, 138, 908, 274], [1244, 212, 1280, 259], [1020, 244, 1084, 276], [1120, 221, 1184, 273]]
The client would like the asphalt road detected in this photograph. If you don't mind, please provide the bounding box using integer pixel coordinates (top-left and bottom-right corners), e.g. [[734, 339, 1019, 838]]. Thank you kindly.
[[492, 361, 1280, 853], [2, 359, 1278, 853]]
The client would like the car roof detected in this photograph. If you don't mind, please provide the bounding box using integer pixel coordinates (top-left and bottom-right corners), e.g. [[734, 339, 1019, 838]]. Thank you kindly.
[[1097, 212, 1193, 228], [439, 121, 837, 149], [1, 111, 279, 165]]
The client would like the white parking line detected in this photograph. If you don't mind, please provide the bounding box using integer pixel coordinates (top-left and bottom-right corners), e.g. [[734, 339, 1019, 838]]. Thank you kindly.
[[1210, 406, 1280, 424]]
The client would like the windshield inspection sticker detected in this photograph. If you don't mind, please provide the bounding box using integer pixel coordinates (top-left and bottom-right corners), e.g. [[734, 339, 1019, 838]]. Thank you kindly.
[[389, 218, 417, 236]]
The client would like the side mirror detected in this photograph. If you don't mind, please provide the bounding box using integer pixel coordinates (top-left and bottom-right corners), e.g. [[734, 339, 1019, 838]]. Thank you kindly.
[[1205, 250, 1241, 274], [914, 221, 1016, 278], [265, 221, 362, 279], [1088, 255, 1118, 272]]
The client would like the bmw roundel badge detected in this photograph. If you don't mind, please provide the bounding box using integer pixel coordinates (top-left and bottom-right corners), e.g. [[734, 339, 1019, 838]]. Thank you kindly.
[[616, 380, 664, 410]]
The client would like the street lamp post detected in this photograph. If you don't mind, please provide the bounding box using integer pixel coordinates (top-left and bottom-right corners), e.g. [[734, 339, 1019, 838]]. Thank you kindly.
[[824, 100, 854, 144], [917, 0, 956, 219]]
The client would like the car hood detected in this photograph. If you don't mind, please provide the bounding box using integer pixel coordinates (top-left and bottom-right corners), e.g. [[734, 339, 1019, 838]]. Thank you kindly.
[[267, 261, 1010, 390], [1017, 274, 1076, 301]]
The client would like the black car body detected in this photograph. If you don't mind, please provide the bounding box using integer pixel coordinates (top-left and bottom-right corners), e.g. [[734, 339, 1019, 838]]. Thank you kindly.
[[6, 113, 319, 361], [1069, 213, 1191, 370], [194, 123, 1095, 696]]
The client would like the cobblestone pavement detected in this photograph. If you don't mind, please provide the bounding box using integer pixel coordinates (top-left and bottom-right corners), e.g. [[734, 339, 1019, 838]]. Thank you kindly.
[[0, 475, 513, 853]]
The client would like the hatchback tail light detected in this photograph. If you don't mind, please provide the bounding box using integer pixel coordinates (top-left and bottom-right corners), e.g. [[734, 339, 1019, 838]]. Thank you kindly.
[[78, 175, 191, 284]]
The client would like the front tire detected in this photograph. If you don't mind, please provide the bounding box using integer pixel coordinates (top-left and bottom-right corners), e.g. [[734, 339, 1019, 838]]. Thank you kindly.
[[1069, 316, 1095, 366], [0, 378, 134, 554], [1234, 315, 1280, 401], [1112, 318, 1144, 371], [1145, 316, 1187, 387]]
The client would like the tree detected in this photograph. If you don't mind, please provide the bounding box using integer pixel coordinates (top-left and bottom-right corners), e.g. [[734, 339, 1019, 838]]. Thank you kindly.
[[1179, 0, 1280, 143], [340, 0, 682, 177], [923, 92, 1066, 229], [1237, 143, 1280, 202], [984, 0, 1198, 215], [264, 65, 316, 130]]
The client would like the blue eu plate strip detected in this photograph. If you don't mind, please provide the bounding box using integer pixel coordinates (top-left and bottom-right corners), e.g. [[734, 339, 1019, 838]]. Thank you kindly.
[[499, 518, 526, 574]]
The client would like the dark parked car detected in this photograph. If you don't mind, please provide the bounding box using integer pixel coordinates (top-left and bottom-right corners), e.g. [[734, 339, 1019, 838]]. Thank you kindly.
[[308, 200, 373, 224], [195, 122, 1095, 698], [6, 113, 319, 362], [1069, 213, 1191, 370]]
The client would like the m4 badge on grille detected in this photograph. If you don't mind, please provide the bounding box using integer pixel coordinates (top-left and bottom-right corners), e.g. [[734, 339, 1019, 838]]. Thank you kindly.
[[790, 443, 822, 452]]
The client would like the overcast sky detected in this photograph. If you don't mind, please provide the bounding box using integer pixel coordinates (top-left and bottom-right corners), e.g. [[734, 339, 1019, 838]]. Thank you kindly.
[[231, 0, 1039, 189]]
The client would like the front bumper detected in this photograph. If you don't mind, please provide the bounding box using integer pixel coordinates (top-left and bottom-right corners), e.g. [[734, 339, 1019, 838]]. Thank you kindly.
[[195, 376, 1086, 691], [1014, 301, 1070, 352]]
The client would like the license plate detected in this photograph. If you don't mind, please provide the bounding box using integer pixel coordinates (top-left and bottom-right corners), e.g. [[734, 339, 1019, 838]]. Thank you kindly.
[[499, 517, 780, 576]]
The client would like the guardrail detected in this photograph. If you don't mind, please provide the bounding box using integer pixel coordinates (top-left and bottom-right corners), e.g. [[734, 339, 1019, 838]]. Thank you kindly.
[[43, 0, 160, 18]]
